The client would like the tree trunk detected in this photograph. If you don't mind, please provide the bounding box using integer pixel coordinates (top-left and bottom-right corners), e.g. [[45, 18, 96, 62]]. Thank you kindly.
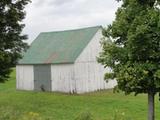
[[148, 91, 155, 120]]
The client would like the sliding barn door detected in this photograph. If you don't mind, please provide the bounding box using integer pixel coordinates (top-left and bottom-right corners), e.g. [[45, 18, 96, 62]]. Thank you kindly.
[[34, 65, 51, 91]]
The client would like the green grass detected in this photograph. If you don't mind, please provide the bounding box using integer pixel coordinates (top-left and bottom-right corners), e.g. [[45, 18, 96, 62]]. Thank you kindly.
[[0, 70, 160, 120]]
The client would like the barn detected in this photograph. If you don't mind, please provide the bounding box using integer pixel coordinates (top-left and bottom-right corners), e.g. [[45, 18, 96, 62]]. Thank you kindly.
[[16, 26, 117, 93]]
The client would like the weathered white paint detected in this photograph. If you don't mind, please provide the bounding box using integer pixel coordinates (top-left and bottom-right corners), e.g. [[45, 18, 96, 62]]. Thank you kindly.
[[16, 65, 34, 90], [74, 29, 117, 93], [51, 64, 75, 93], [16, 28, 116, 93]]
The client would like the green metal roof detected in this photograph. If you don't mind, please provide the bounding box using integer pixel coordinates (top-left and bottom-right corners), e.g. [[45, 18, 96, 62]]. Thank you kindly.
[[19, 26, 101, 64]]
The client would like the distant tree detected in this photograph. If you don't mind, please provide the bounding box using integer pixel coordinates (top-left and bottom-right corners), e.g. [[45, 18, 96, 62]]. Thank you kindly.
[[98, 0, 160, 120], [0, 0, 30, 82]]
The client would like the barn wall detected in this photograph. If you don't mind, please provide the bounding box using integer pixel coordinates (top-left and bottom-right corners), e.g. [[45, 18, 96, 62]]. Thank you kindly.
[[51, 64, 75, 93], [16, 65, 34, 90], [74, 29, 117, 93]]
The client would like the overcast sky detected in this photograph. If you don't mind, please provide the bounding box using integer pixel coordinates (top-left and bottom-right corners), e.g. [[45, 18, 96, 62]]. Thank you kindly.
[[23, 0, 121, 44]]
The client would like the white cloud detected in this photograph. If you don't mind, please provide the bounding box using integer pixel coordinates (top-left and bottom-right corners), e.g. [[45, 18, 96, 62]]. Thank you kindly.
[[23, 0, 121, 44]]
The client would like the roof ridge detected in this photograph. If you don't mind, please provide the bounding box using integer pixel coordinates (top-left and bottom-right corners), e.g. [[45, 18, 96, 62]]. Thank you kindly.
[[41, 25, 102, 34]]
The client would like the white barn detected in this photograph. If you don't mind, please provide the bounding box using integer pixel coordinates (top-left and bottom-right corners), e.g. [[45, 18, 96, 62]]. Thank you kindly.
[[16, 26, 116, 93]]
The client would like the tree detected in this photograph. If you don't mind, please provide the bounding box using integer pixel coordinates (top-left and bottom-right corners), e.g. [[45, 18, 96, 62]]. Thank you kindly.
[[98, 0, 160, 120], [0, 0, 30, 82]]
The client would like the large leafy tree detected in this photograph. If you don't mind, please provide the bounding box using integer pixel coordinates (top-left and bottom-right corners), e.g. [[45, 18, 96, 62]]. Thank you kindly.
[[0, 0, 30, 82], [98, 0, 160, 120]]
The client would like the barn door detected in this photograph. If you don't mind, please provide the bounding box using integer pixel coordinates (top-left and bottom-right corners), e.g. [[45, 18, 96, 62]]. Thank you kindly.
[[34, 65, 51, 91]]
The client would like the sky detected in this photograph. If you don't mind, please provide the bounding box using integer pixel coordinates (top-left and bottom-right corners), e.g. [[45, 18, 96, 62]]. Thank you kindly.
[[23, 0, 121, 44]]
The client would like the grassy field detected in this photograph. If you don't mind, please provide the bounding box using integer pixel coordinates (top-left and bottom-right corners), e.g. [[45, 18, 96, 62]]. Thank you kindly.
[[0, 70, 160, 120]]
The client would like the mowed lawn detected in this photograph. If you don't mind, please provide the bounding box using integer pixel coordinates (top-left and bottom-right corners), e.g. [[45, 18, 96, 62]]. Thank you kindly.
[[0, 70, 160, 120]]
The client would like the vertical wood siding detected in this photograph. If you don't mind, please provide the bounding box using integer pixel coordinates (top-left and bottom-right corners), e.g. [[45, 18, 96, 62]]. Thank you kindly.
[[16, 65, 34, 90], [51, 64, 75, 93], [74, 29, 117, 93], [16, 28, 116, 93]]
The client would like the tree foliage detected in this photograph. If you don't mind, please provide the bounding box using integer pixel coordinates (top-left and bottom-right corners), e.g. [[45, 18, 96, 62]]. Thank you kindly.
[[0, 0, 30, 82], [98, 0, 160, 95]]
